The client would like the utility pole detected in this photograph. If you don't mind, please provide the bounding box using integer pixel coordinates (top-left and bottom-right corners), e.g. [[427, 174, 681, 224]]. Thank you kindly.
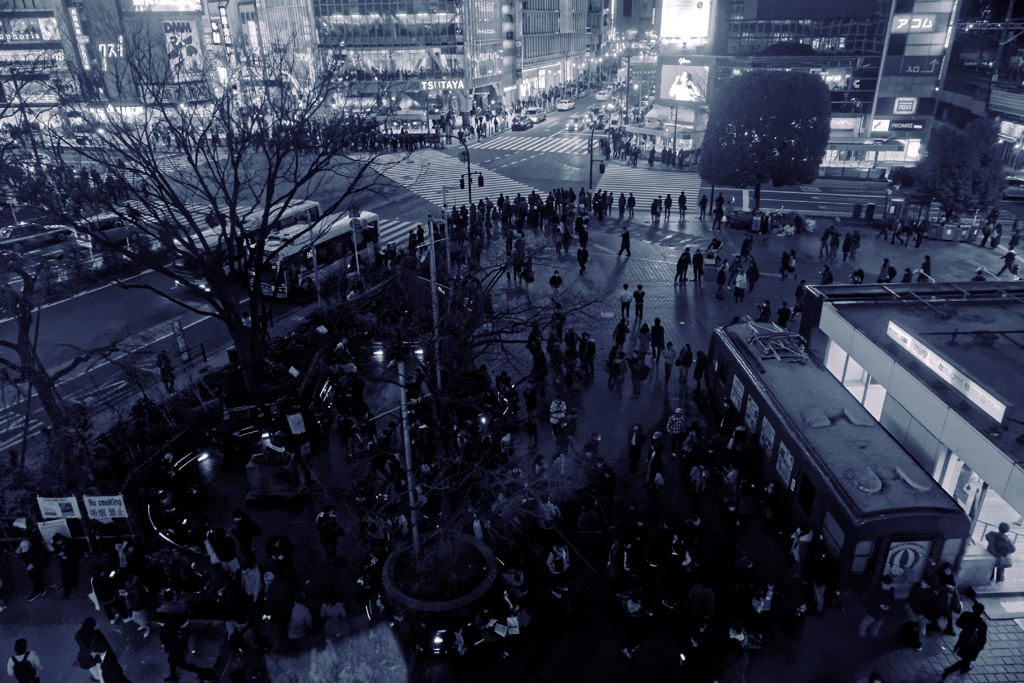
[[426, 213, 443, 394], [397, 360, 421, 554], [624, 55, 632, 123], [588, 123, 605, 189]]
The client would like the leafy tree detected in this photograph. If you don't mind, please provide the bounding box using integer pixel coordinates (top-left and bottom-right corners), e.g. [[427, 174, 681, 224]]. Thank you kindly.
[[700, 70, 831, 209], [915, 118, 1006, 221], [25, 28, 410, 399]]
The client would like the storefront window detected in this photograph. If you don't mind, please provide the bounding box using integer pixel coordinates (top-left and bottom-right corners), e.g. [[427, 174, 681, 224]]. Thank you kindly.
[[940, 451, 982, 517], [825, 338, 887, 420], [824, 338, 847, 380]]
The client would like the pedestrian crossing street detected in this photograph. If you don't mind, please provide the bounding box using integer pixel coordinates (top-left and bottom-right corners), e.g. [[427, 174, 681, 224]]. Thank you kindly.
[[465, 135, 605, 156], [596, 165, 704, 214], [377, 149, 548, 210], [377, 219, 420, 250]]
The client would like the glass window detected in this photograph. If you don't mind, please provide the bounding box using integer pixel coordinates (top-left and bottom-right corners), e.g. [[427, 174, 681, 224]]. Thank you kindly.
[[842, 355, 868, 402], [824, 338, 848, 380], [863, 375, 885, 420], [851, 540, 874, 573]]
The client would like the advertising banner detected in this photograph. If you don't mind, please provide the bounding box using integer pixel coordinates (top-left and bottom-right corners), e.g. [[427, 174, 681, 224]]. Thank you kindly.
[[37, 496, 82, 520], [759, 419, 775, 458], [0, 17, 59, 43], [164, 20, 202, 81], [659, 0, 713, 42], [37, 518, 72, 551], [656, 55, 712, 108], [133, 0, 202, 12], [83, 495, 129, 523]]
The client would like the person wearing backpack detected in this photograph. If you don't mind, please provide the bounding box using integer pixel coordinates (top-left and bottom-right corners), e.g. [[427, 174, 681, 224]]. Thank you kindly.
[[941, 602, 987, 679], [7, 639, 41, 683], [679, 344, 694, 386]]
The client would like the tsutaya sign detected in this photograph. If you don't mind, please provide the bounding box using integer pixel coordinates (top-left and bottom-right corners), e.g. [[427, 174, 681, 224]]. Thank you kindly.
[[421, 79, 466, 91], [886, 321, 1008, 423]]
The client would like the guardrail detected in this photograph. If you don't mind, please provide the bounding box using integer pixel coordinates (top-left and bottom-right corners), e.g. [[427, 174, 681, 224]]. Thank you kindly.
[[972, 519, 1021, 547]]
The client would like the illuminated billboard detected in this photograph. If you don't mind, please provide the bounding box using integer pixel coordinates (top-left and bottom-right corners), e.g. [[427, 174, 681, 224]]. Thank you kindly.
[[659, 0, 713, 43], [656, 55, 712, 108], [0, 17, 60, 43]]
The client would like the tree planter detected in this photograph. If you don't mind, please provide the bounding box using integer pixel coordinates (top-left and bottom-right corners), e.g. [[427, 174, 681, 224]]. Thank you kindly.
[[383, 533, 498, 615]]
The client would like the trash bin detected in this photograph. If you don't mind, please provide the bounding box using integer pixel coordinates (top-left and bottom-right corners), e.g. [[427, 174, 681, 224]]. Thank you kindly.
[[852, 204, 863, 220], [942, 225, 956, 241], [865, 204, 876, 220]]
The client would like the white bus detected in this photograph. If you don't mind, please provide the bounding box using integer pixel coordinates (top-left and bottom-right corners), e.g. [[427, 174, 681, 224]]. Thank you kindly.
[[258, 210, 380, 299]]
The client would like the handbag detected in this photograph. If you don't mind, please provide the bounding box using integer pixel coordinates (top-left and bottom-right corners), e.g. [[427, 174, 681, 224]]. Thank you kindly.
[[951, 590, 963, 614], [998, 554, 1013, 568], [87, 591, 101, 611]]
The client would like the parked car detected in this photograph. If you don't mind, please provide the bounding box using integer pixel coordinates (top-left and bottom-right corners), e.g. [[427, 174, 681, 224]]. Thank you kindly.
[[0, 222, 71, 251], [567, 114, 587, 131], [525, 107, 546, 123], [1005, 176, 1024, 200], [556, 99, 575, 111], [511, 116, 534, 131]]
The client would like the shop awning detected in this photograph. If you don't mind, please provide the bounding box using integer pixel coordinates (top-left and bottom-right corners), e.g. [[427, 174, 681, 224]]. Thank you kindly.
[[623, 124, 665, 136]]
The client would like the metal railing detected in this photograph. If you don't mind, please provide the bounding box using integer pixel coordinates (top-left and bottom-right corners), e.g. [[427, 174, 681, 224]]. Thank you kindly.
[[972, 519, 1021, 547]]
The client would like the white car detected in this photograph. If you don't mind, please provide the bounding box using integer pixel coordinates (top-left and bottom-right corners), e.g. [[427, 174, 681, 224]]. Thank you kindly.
[[595, 90, 610, 101], [525, 107, 546, 123], [609, 112, 621, 126], [556, 99, 575, 111]]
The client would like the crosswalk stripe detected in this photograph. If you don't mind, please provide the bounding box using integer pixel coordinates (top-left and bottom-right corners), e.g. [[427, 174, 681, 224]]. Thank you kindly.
[[377, 149, 547, 209], [596, 165, 704, 211], [464, 135, 597, 155], [378, 219, 418, 248]]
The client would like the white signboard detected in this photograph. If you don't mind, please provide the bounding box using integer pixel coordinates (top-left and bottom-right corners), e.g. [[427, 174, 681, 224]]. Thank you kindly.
[[884, 539, 933, 596], [759, 419, 776, 458], [37, 518, 71, 551], [744, 399, 759, 433], [775, 442, 794, 485], [730, 374, 744, 408], [37, 496, 81, 519], [83, 495, 128, 523], [886, 321, 1007, 423]]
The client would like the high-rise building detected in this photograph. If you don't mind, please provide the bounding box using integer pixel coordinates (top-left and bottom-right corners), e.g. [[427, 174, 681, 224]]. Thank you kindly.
[[515, 0, 590, 98]]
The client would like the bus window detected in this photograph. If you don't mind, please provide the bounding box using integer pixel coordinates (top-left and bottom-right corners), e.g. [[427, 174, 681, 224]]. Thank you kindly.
[[851, 540, 874, 573], [798, 474, 817, 517], [361, 220, 379, 248]]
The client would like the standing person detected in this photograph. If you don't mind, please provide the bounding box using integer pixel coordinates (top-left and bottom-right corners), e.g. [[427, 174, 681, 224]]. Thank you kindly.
[[716, 265, 728, 300], [679, 191, 687, 215], [316, 506, 344, 567], [733, 270, 748, 303], [666, 408, 686, 457], [231, 510, 261, 568], [626, 425, 645, 471], [626, 351, 645, 398], [692, 351, 708, 396], [777, 302, 792, 329], [780, 251, 792, 280], [619, 284, 632, 320], [160, 618, 216, 682], [931, 562, 959, 635], [692, 250, 704, 283], [75, 618, 108, 681], [941, 603, 987, 679], [918, 255, 932, 282], [671, 345, 689, 388], [698, 195, 708, 220], [664, 193, 672, 219], [91, 566, 126, 624], [613, 318, 629, 352], [857, 575, 895, 638], [627, 193, 636, 218], [746, 259, 759, 292], [157, 350, 175, 393], [15, 540, 46, 602], [686, 583, 715, 647], [618, 229, 631, 256], [712, 203, 724, 230], [636, 326, 651, 362], [633, 285, 645, 321], [985, 522, 1017, 583], [621, 593, 649, 658], [49, 533, 80, 599], [7, 639, 41, 683], [842, 233, 853, 261], [646, 433, 664, 489], [650, 319, 665, 362], [619, 193, 626, 218], [676, 248, 691, 283], [662, 342, 677, 382]]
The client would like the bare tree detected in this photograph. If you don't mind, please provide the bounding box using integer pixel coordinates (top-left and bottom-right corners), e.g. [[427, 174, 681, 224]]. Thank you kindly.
[[26, 25, 414, 398]]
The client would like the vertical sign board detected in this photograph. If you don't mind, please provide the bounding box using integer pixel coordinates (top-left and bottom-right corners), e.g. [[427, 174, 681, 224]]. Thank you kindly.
[[759, 419, 776, 460], [776, 442, 794, 490], [744, 399, 759, 433], [883, 539, 933, 598], [729, 374, 744, 408], [164, 20, 202, 82]]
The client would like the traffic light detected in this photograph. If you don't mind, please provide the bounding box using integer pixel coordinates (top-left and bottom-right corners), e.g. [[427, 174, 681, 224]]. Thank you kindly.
[[599, 163, 605, 174], [478, 175, 484, 187], [460, 177, 465, 189]]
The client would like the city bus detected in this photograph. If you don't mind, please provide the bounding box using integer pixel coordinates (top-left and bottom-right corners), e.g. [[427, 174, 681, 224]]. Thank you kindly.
[[258, 210, 380, 299]]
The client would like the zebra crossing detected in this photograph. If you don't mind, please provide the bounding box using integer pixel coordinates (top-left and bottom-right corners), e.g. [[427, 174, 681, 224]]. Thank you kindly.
[[596, 165, 704, 213], [377, 149, 548, 210], [466, 135, 602, 156], [377, 219, 420, 249]]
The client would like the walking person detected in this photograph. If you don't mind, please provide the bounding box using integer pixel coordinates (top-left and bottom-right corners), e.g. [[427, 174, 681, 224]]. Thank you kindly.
[[15, 540, 46, 602], [49, 533, 80, 599], [666, 408, 686, 457], [662, 342, 676, 382], [679, 344, 693, 386], [160, 618, 216, 681], [650, 319, 665, 362], [316, 505, 344, 567], [75, 618, 108, 681], [231, 509, 261, 568], [636, 325, 651, 363], [941, 603, 987, 679], [633, 285, 645, 321], [627, 351, 645, 398], [986, 522, 1017, 583], [777, 302, 792, 329], [645, 434, 664, 490], [577, 246, 589, 275], [7, 639, 41, 683], [733, 270, 748, 302], [627, 194, 636, 218], [621, 593, 650, 658], [619, 285, 632, 320], [626, 424, 645, 471], [618, 229, 631, 256]]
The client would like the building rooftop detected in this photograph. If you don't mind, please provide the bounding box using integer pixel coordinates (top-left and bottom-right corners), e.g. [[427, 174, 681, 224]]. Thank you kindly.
[[721, 324, 958, 517], [807, 283, 1024, 467]]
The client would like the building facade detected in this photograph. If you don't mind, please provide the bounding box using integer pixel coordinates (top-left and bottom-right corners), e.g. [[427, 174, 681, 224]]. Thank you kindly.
[[516, 0, 590, 98]]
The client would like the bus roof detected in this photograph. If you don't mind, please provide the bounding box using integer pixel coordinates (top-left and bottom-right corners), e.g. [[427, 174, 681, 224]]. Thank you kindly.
[[265, 210, 377, 260], [717, 324, 963, 518]]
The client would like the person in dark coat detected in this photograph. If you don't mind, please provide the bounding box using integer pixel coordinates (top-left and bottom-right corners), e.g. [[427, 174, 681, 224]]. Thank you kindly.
[[50, 533, 81, 598], [15, 539, 47, 601], [618, 229, 631, 257], [231, 509, 261, 568], [160, 618, 215, 681], [692, 249, 704, 282], [692, 351, 708, 396], [75, 617, 109, 677], [626, 425, 645, 471], [941, 602, 987, 679]]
